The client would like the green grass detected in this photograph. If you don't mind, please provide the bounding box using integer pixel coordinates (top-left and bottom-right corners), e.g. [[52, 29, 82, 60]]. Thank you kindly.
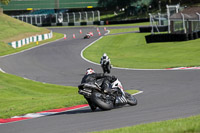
[[125, 90, 139, 95], [0, 11, 200, 133], [0, 71, 138, 119], [83, 32, 200, 69], [0, 13, 82, 119], [0, 69, 138, 119], [0, 32, 64, 56], [0, 13, 139, 119], [0, 13, 49, 43], [93, 115, 200, 133], [0, 70, 138, 119], [109, 28, 139, 34], [84, 27, 200, 132], [0, 72, 86, 119], [0, 13, 64, 56]]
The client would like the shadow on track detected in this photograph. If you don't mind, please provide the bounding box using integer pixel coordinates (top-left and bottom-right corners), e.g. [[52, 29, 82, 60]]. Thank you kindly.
[[50, 104, 137, 117], [50, 108, 102, 116]]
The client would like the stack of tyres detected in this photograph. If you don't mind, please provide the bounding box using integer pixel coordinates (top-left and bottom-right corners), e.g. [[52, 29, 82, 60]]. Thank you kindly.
[[198, 31, 200, 38], [193, 32, 198, 39]]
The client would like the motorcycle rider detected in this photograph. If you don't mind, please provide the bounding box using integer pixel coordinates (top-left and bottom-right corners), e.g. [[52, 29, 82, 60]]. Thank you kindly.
[[81, 68, 116, 91], [81, 68, 117, 111], [100, 53, 112, 73]]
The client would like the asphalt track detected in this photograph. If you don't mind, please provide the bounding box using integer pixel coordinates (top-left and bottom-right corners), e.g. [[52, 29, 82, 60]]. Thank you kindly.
[[0, 26, 200, 133]]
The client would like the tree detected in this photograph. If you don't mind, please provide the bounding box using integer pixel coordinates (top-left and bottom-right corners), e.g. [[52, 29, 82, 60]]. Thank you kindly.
[[98, 0, 137, 11], [0, 0, 11, 5]]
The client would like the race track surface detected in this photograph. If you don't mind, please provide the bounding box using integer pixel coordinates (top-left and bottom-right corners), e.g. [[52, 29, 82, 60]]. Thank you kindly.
[[0, 26, 200, 133]]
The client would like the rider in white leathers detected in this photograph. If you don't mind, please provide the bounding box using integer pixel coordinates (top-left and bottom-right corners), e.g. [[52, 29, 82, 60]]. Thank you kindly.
[[100, 53, 112, 74]]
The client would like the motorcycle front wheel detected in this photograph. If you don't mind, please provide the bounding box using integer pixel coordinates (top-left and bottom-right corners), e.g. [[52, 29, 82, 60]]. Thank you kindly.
[[125, 92, 137, 106], [91, 91, 113, 110]]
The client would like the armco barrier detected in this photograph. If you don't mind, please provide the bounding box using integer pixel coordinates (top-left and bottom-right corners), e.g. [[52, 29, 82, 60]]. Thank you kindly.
[[8, 31, 53, 48]]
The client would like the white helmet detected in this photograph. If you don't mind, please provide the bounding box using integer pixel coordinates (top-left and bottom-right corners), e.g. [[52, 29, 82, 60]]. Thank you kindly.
[[86, 68, 95, 75], [103, 53, 108, 59]]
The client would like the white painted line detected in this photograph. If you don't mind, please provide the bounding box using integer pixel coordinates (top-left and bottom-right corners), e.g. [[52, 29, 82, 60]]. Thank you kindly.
[[0, 37, 62, 79], [132, 91, 143, 96], [105, 30, 110, 35], [80, 34, 166, 71], [0, 68, 5, 73], [80, 32, 200, 71], [81, 36, 103, 66]]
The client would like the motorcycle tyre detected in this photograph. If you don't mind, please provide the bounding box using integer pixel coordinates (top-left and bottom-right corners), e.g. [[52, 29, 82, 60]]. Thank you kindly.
[[125, 92, 137, 106], [91, 91, 113, 110], [107, 64, 111, 73], [84, 36, 89, 39], [85, 97, 97, 111], [102, 64, 111, 74]]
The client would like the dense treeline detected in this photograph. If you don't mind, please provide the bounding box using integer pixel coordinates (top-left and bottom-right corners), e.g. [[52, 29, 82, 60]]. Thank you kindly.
[[0, 0, 10, 5], [98, 0, 200, 11]]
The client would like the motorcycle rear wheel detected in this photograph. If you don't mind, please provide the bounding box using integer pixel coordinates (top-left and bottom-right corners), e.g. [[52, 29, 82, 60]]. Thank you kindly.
[[91, 91, 113, 110]]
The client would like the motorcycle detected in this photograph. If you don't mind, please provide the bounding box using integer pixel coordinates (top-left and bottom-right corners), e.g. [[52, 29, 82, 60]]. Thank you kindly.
[[78, 78, 137, 111], [84, 32, 93, 39], [101, 58, 111, 74], [84, 34, 91, 39]]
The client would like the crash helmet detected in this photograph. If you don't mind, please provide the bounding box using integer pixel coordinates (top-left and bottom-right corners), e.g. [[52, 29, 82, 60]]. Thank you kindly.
[[103, 53, 108, 59], [86, 68, 95, 75]]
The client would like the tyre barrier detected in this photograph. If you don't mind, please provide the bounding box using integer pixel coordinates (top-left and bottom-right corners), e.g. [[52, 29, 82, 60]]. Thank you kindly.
[[145, 32, 200, 43], [8, 31, 53, 48], [103, 18, 149, 25], [139, 26, 168, 33], [33, 18, 149, 27], [34, 21, 105, 27], [198, 31, 200, 38]]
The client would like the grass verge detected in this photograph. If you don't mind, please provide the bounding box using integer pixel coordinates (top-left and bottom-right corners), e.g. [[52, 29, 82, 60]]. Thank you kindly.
[[83, 32, 200, 69], [0, 32, 64, 56], [0, 13, 85, 119], [0, 71, 138, 119], [92, 115, 200, 133], [0, 14, 139, 119], [109, 28, 139, 34], [0, 13, 49, 43], [0, 72, 86, 119], [0, 13, 64, 57]]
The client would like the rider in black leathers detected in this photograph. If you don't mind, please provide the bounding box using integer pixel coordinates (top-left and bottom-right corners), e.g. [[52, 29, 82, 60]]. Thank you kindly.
[[81, 68, 116, 91], [81, 68, 117, 111]]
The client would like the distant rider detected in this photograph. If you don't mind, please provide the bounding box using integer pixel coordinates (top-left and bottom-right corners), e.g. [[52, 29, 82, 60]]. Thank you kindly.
[[100, 53, 112, 73]]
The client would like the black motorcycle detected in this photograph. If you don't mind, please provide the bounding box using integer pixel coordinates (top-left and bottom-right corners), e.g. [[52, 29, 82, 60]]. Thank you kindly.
[[78, 78, 137, 111]]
